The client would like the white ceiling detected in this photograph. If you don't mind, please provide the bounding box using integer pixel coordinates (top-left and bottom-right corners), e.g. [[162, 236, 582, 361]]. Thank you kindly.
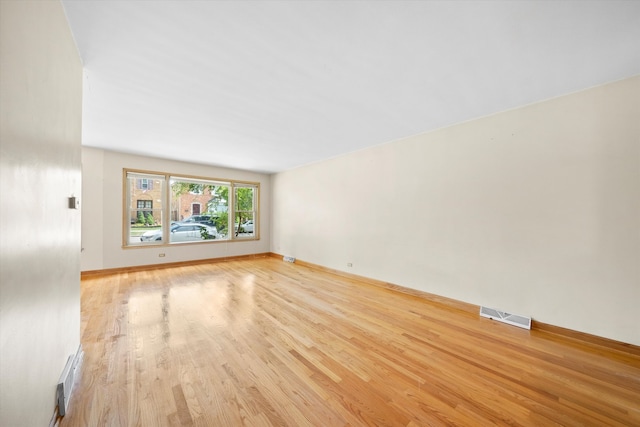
[[62, 0, 640, 174]]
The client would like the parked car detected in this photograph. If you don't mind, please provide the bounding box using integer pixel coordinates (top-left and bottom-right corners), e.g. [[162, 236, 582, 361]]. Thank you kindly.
[[182, 214, 216, 226], [235, 220, 254, 233], [139, 222, 177, 242], [140, 223, 218, 242]]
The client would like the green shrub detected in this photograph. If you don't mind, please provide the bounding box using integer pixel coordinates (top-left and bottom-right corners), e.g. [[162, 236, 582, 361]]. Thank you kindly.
[[200, 227, 215, 240]]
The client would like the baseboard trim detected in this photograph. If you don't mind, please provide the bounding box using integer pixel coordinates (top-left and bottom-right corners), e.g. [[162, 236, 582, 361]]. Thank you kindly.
[[81, 252, 271, 278], [48, 407, 61, 427], [268, 252, 477, 315], [269, 252, 640, 355], [531, 320, 640, 357]]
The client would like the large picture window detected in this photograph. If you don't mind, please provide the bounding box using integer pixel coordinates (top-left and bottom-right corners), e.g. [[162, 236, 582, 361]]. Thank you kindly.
[[169, 176, 229, 243], [124, 170, 259, 247]]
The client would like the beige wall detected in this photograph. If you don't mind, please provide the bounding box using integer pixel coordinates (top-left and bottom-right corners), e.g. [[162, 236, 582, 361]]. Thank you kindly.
[[0, 1, 83, 425], [81, 148, 271, 271], [271, 76, 640, 346]]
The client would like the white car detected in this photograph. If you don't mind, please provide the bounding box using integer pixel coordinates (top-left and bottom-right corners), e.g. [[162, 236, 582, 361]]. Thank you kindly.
[[235, 220, 254, 233], [140, 223, 218, 242]]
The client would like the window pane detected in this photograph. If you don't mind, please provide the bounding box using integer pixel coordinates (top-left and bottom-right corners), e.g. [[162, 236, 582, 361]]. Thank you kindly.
[[170, 178, 230, 242], [127, 172, 164, 245], [234, 186, 256, 238]]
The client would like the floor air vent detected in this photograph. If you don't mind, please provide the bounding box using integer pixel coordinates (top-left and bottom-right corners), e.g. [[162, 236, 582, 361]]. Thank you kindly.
[[480, 306, 531, 330], [57, 346, 83, 416]]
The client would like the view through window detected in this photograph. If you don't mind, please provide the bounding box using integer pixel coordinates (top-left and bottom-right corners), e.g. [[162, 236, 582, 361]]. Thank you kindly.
[[124, 170, 259, 246]]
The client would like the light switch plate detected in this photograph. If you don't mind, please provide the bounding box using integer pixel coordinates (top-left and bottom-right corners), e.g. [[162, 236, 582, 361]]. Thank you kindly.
[[68, 196, 80, 209]]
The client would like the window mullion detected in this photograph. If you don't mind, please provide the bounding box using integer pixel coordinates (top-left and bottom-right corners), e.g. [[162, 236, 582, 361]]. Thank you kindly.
[[229, 183, 236, 239], [163, 173, 170, 243]]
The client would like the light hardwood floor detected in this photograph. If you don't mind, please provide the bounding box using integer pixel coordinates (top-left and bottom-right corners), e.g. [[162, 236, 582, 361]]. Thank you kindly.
[[62, 258, 640, 426]]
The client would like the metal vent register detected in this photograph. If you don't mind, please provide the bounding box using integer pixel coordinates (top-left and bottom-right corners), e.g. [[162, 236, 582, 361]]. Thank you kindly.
[[57, 346, 83, 416], [480, 306, 531, 330]]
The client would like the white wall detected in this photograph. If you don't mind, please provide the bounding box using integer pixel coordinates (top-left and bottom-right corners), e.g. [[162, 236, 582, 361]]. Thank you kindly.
[[271, 76, 640, 346], [0, 1, 83, 425], [81, 148, 271, 271], [81, 146, 104, 271]]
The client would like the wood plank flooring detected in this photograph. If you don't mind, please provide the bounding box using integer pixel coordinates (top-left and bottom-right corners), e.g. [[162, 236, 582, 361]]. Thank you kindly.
[[62, 258, 640, 426]]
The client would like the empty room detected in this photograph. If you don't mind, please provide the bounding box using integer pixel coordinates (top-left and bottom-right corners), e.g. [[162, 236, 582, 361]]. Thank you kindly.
[[1, 1, 639, 426]]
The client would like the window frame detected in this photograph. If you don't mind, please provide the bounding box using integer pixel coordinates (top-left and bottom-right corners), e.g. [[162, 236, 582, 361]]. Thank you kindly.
[[123, 169, 260, 248]]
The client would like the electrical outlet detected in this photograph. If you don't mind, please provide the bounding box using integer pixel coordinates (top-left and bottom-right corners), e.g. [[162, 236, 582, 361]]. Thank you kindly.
[[347, 263, 353, 267], [159, 253, 165, 257]]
